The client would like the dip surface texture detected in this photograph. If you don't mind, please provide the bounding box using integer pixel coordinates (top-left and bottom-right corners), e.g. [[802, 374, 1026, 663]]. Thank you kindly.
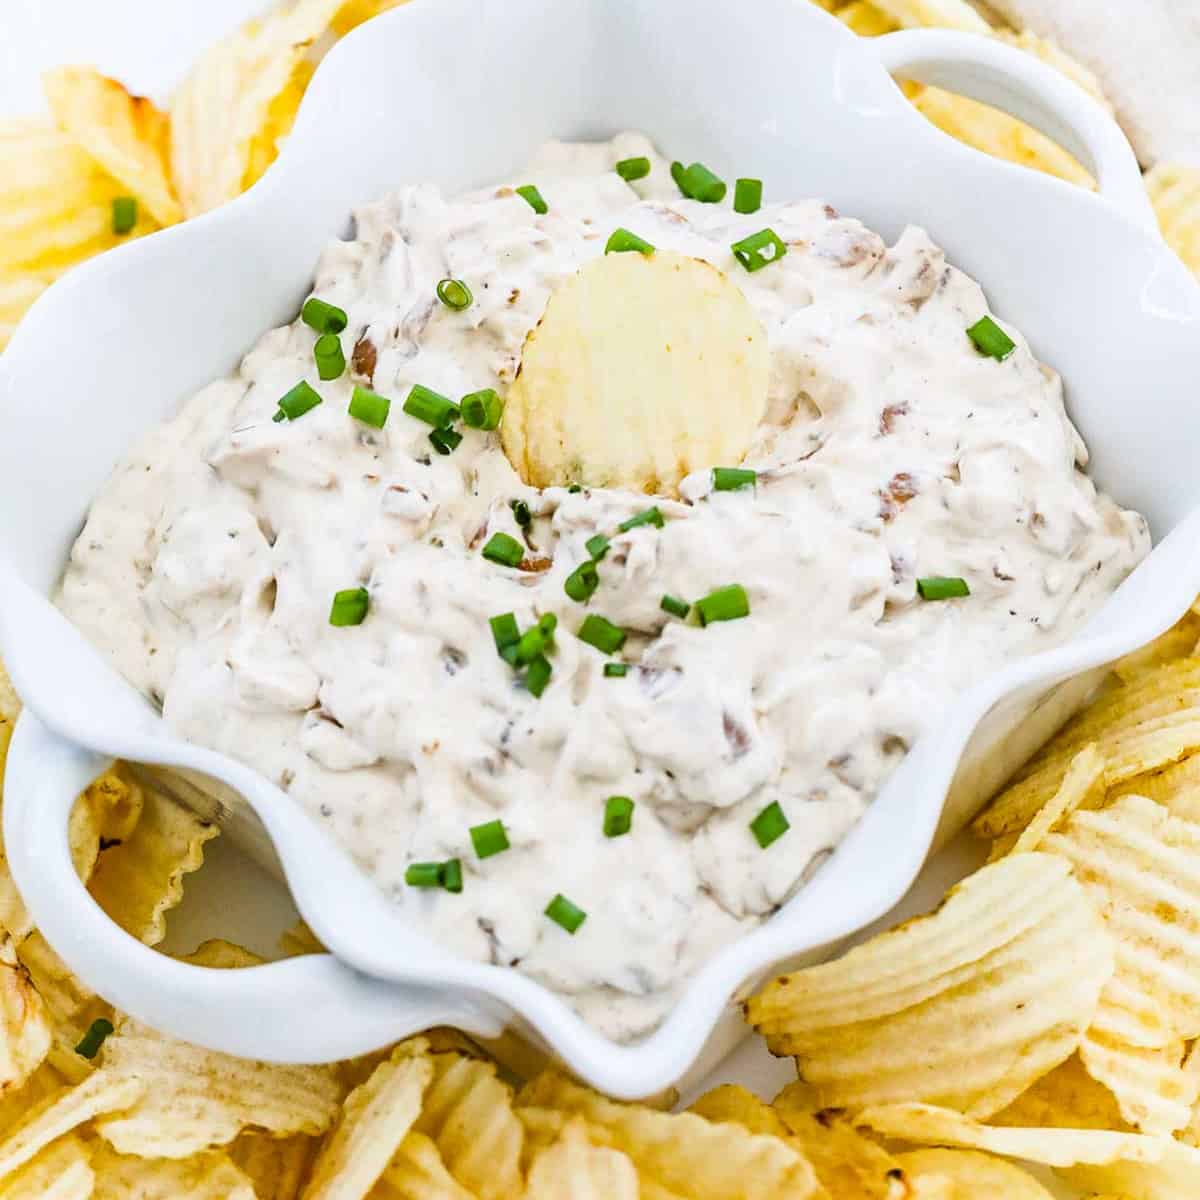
[[58, 133, 1150, 1040]]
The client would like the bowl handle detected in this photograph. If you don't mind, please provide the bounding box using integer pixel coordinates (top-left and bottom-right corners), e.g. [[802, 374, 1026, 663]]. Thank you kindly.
[[2, 710, 503, 1063], [869, 29, 1158, 234]]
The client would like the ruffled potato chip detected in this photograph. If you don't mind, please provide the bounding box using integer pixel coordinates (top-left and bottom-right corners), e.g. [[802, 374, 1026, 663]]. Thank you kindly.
[[0, 939, 50, 1095], [1075, 1034, 1198, 1137], [502, 250, 768, 497], [1004, 743, 1106, 856], [91, 1143, 256, 1199], [70, 766, 144, 884], [0, 1134, 93, 1200], [893, 1148, 1054, 1199], [745, 853, 1113, 1117], [371, 1132, 477, 1200], [1146, 162, 1200, 277], [688, 1085, 788, 1138], [867, 0, 990, 31], [991, 1054, 1131, 1132], [832, 2, 899, 37], [524, 1116, 639, 1200]]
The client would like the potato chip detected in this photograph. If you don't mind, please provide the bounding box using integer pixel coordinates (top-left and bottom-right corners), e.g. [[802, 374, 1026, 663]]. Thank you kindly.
[[867, 0, 990, 31], [893, 1148, 1054, 1199], [1074, 1033, 1198, 1136], [1146, 162, 1200, 277], [371, 1132, 478, 1200], [0, 662, 18, 725], [995, 30, 1108, 103], [91, 1143, 256, 1199], [1111, 611, 1200, 683], [279, 920, 326, 958], [0, 862, 32, 948], [1006, 744, 1106, 856], [70, 766, 145, 884], [94, 1021, 340, 1157], [833, 2, 899, 37], [0, 938, 50, 1095], [413, 1054, 523, 1200], [86, 782, 218, 946], [523, 1116, 639, 1200], [180, 940, 264, 970], [1108, 754, 1200, 822], [990, 1054, 1130, 1132], [688, 1085, 788, 1137], [0, 1135, 93, 1200], [42, 67, 181, 227], [518, 1071, 820, 1199], [229, 1131, 315, 1200], [0, 1064, 69, 1141], [501, 251, 768, 496], [745, 853, 1112, 1116], [301, 1039, 430, 1199]]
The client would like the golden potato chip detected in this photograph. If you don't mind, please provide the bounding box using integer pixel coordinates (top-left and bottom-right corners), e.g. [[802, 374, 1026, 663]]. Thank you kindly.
[[229, 1131, 315, 1200], [518, 1071, 820, 1199], [991, 1054, 1130, 1132], [0, 1064, 69, 1141], [1006, 743, 1106, 856], [86, 783, 218, 946], [893, 1148, 1054, 1199], [0, 861, 32, 947], [0, 1135, 93, 1200], [1146, 162, 1200, 277], [868, 0, 990, 31], [413, 1054, 523, 1200], [0, 1069, 144, 1179], [42, 66, 180, 227], [1074, 1034, 1197, 1136], [1107, 754, 1200, 822], [501, 251, 768, 496], [995, 30, 1107, 103], [523, 1116, 639, 1200], [301, 1039, 430, 1199], [279, 920, 326, 958], [833, 2, 899, 37], [745, 853, 1112, 1117], [180, 940, 264, 970], [0, 662, 18, 724], [70, 766, 145, 884], [1111, 612, 1200, 683], [371, 1132, 478, 1200], [91, 1143, 256, 1199], [94, 1022, 340, 1157], [0, 938, 50, 1094], [329, 0, 408, 34], [688, 1085, 788, 1137]]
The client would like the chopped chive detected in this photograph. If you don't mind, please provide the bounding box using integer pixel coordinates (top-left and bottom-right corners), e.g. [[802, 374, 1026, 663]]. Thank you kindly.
[[329, 587, 369, 627], [618, 507, 663, 533], [482, 532, 525, 568], [301, 297, 348, 335], [676, 162, 726, 203], [660, 594, 690, 619], [516, 184, 548, 214], [349, 384, 390, 428], [585, 534, 610, 561], [966, 315, 1015, 361], [276, 380, 322, 422], [670, 161, 688, 191], [605, 228, 655, 255], [577, 615, 626, 655], [564, 559, 600, 603], [603, 795, 634, 838], [429, 427, 463, 455], [916, 576, 970, 601], [75, 1017, 114, 1060], [615, 156, 651, 182], [603, 662, 629, 677], [403, 383, 459, 428], [314, 332, 345, 380], [696, 584, 750, 625], [750, 800, 790, 849], [538, 612, 558, 636], [734, 178, 763, 214], [510, 499, 532, 528], [525, 653, 553, 697], [515, 624, 549, 665], [405, 862, 444, 888], [272, 411, 286, 423], [500, 644, 520, 666], [470, 819, 510, 859], [731, 228, 788, 272], [567, 483, 583, 494], [545, 893, 587, 934], [490, 613, 520, 657], [713, 466, 756, 492], [460, 388, 503, 430], [436, 278, 473, 311], [112, 196, 136, 235], [441, 857, 463, 893]]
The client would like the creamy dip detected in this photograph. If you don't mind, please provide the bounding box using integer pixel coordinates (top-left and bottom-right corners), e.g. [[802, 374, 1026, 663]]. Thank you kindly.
[[59, 132, 1149, 1040]]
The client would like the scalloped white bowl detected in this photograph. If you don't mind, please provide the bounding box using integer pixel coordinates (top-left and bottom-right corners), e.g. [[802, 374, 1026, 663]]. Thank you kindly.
[[3, 0, 1200, 1098]]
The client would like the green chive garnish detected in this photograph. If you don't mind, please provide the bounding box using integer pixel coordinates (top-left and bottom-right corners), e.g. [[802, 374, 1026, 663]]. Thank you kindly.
[[917, 576, 970, 601], [511, 499, 532, 527], [615, 156, 651, 182], [696, 584, 750, 625], [713, 467, 756, 492], [567, 483, 583, 494], [676, 162, 726, 203], [585, 534, 610, 561], [329, 587, 369, 627], [470, 819, 510, 859], [515, 624, 550, 665], [526, 654, 552, 697], [75, 1017, 114, 1060], [605, 228, 655, 255], [301, 297, 348, 335], [403, 384, 459, 428], [405, 862, 444, 888], [112, 196, 136, 235], [670, 161, 688, 191], [660, 594, 690, 619], [577, 615, 626, 655], [618, 507, 664, 532], [603, 795, 634, 838], [482, 532, 525, 568], [731, 228, 787, 272], [490, 613, 520, 657], [349, 384, 390, 428], [734, 178, 763, 214], [276, 380, 322, 422], [564, 559, 600, 603], [436, 278, 473, 311], [750, 800, 790, 849], [545, 894, 587, 934], [516, 184, 548, 214], [966, 315, 1015, 361], [442, 857, 463, 893], [603, 662, 629, 677], [460, 388, 502, 430], [429, 427, 463, 455], [314, 333, 345, 380]]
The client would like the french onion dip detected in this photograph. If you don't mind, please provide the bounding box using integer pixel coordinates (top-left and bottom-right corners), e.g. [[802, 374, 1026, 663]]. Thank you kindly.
[[58, 133, 1150, 1040]]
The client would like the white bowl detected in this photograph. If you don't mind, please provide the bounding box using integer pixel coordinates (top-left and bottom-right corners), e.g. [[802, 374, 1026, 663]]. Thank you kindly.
[[2, 0, 1199, 1098]]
